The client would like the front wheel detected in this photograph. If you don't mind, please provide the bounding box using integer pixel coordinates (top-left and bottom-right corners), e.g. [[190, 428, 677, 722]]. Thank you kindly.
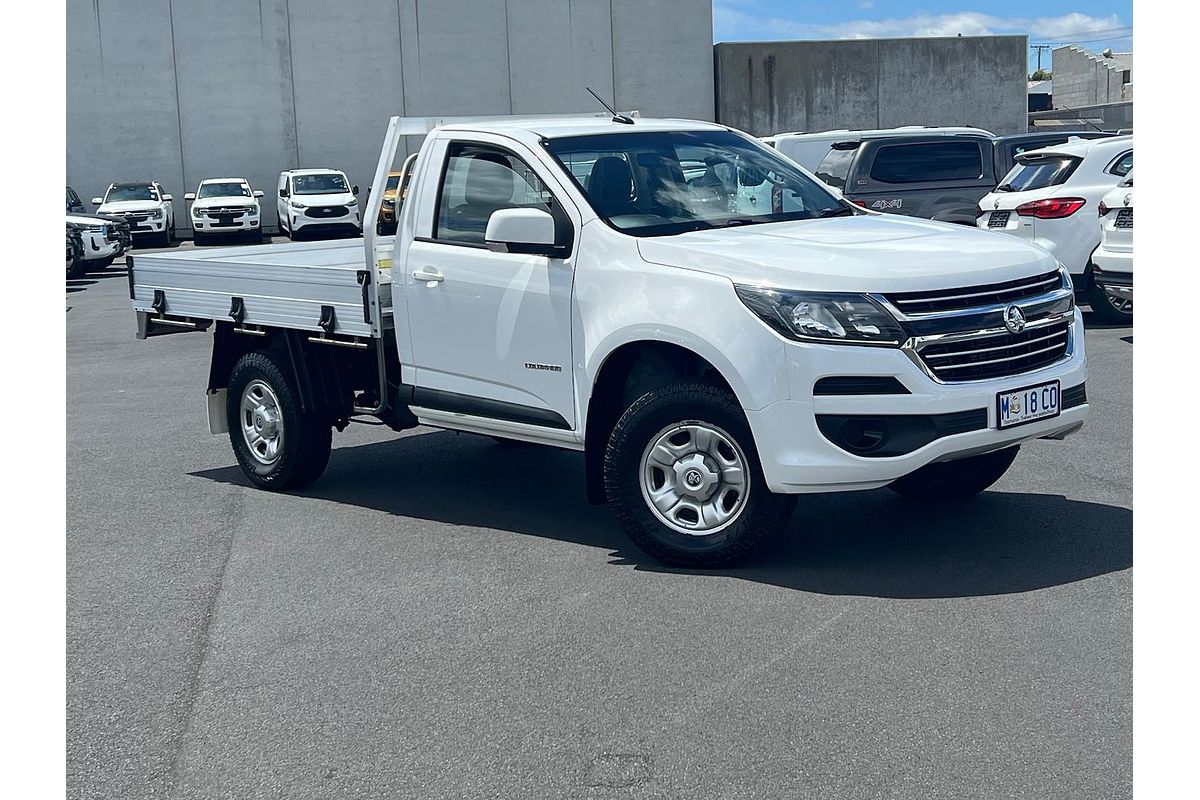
[[888, 446, 1019, 501], [603, 382, 796, 568], [227, 351, 332, 490], [1088, 281, 1133, 324]]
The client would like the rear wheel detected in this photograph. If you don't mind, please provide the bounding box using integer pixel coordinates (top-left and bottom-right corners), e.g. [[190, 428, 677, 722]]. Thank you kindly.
[[603, 382, 795, 568], [227, 351, 332, 490], [888, 446, 1020, 501], [87, 255, 115, 273], [1088, 281, 1133, 324]]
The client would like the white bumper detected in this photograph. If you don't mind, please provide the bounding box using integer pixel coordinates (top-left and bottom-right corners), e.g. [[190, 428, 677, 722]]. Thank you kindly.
[[1092, 245, 1132, 277], [745, 307, 1088, 494], [193, 212, 261, 233], [290, 206, 361, 232], [79, 229, 123, 260]]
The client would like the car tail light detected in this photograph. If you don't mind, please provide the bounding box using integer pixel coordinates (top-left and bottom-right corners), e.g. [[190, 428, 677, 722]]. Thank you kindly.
[[851, 200, 867, 207], [1015, 197, 1086, 219], [1098, 201, 1109, 217]]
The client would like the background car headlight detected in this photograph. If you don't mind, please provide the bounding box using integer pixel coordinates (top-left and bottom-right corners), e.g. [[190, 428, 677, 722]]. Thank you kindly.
[[734, 285, 905, 346], [148, 209, 163, 218], [290, 200, 307, 209], [348, 198, 358, 207]]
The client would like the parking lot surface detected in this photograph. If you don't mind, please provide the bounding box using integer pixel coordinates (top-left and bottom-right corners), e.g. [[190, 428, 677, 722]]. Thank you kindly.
[[67, 242, 1132, 800]]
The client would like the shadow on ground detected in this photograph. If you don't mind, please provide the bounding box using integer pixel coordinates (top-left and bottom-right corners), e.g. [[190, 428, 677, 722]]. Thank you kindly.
[[193, 430, 1131, 600]]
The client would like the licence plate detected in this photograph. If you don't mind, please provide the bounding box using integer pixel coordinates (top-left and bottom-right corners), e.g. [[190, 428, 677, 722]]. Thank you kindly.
[[218, 215, 235, 224], [997, 380, 1060, 429]]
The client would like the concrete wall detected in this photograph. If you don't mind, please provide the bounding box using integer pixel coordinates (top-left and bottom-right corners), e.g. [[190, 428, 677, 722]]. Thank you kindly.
[[66, 0, 714, 230], [1051, 46, 1132, 109], [715, 36, 1028, 137]]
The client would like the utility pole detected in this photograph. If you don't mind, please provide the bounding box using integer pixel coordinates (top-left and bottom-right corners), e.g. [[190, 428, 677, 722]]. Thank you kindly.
[[1030, 44, 1051, 73]]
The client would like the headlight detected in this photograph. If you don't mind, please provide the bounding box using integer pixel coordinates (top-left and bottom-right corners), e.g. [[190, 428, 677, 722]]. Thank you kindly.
[[348, 198, 358, 207], [734, 285, 905, 346], [290, 200, 307, 209], [192, 208, 207, 217], [148, 208, 163, 218]]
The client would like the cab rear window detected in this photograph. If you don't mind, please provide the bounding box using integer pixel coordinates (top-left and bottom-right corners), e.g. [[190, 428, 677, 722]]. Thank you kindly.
[[869, 141, 983, 183], [815, 146, 856, 190], [999, 156, 1081, 192]]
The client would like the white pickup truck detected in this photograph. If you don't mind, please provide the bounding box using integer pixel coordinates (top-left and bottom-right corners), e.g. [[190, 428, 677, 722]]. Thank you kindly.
[[129, 115, 1089, 567], [94, 181, 176, 247]]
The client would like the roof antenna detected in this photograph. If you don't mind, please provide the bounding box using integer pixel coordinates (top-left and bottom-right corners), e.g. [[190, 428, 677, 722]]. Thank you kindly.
[[587, 87, 634, 125]]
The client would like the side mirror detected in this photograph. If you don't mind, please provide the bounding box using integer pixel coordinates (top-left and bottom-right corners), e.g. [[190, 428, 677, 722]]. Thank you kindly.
[[253, 190, 264, 198], [91, 197, 103, 205], [352, 185, 360, 196], [279, 188, 289, 198], [485, 208, 559, 256], [163, 194, 173, 201], [183, 192, 196, 201]]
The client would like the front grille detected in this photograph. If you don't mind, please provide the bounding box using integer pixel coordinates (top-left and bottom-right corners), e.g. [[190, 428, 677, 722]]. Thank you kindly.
[[988, 211, 1010, 228], [306, 205, 349, 218], [886, 269, 1063, 315], [203, 206, 249, 216], [917, 320, 1070, 381], [1114, 209, 1133, 229]]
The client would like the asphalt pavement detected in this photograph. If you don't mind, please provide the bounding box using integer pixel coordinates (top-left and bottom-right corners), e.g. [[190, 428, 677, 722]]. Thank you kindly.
[[67, 240, 1132, 800]]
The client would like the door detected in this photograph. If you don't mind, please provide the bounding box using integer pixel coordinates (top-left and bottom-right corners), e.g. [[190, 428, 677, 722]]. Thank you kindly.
[[404, 139, 578, 430]]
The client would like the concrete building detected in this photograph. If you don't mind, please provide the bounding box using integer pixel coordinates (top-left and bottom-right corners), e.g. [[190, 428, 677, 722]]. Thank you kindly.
[[714, 35, 1028, 137], [66, 0, 714, 231], [1051, 45, 1132, 109]]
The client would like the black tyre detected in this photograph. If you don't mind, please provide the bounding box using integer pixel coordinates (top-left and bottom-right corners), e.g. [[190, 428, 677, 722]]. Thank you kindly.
[[66, 254, 86, 279], [888, 445, 1020, 501], [226, 351, 332, 491], [193, 232, 207, 246], [1087, 281, 1133, 324], [86, 255, 115, 273], [603, 382, 796, 568]]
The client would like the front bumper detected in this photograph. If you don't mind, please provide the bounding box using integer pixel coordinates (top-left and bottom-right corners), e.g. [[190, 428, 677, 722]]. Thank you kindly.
[[79, 228, 128, 260], [746, 306, 1088, 494], [193, 214, 260, 233], [291, 206, 361, 233]]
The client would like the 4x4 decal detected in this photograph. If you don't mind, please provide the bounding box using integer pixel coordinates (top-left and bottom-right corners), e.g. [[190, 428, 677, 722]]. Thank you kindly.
[[870, 198, 903, 210]]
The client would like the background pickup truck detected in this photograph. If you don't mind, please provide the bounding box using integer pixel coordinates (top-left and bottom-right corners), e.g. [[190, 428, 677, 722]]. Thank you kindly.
[[129, 115, 1089, 567]]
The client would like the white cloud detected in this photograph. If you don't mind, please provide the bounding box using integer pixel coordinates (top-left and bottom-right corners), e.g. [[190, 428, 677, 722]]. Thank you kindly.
[[714, 8, 1127, 44]]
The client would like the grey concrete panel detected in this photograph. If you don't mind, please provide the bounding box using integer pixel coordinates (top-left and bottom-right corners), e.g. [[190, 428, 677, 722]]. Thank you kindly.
[[715, 40, 879, 136], [170, 0, 298, 226], [398, 0, 511, 116], [716, 36, 1028, 138], [286, 0, 405, 202], [506, 0, 616, 114], [612, 0, 714, 119], [66, 0, 185, 207], [878, 36, 1027, 134]]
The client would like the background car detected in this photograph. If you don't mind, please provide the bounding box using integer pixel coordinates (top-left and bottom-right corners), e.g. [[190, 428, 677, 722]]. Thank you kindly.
[[767, 126, 995, 172], [66, 213, 132, 274], [375, 153, 418, 236], [975, 136, 1133, 288], [184, 178, 265, 244], [93, 181, 175, 247], [276, 168, 361, 240], [66, 225, 84, 278], [1090, 172, 1134, 323], [66, 186, 87, 214]]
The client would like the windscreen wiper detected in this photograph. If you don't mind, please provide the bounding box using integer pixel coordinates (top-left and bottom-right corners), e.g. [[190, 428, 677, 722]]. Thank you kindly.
[[994, 183, 1014, 192], [813, 207, 856, 218]]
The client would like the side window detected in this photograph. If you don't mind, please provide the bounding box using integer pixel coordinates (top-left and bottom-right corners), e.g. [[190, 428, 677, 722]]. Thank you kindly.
[[434, 143, 553, 245], [1109, 151, 1133, 176], [815, 146, 857, 190], [870, 141, 984, 184]]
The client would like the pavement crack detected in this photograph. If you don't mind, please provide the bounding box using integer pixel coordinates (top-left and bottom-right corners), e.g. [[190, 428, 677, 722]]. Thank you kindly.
[[163, 489, 245, 797]]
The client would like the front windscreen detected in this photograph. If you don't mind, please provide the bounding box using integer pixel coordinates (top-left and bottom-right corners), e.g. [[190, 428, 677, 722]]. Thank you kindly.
[[106, 184, 156, 202], [997, 156, 1081, 192], [544, 129, 849, 237], [198, 182, 251, 199], [292, 173, 349, 195]]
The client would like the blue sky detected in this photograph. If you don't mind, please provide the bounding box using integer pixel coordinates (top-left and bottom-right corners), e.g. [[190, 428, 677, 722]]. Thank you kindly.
[[712, 1, 1133, 72]]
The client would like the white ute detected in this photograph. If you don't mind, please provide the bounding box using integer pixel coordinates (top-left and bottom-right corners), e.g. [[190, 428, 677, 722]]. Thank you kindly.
[[185, 178, 266, 244], [129, 116, 1089, 567], [93, 180, 176, 247], [277, 168, 362, 240], [1090, 172, 1133, 322]]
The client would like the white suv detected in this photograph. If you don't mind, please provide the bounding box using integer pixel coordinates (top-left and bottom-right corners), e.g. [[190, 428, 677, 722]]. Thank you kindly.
[[93, 181, 175, 247], [276, 169, 361, 239], [976, 137, 1132, 303], [184, 178, 265, 244], [1090, 172, 1133, 322]]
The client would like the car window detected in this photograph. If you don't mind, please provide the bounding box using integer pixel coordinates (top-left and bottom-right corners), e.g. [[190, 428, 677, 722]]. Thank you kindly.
[[998, 156, 1081, 192], [198, 182, 252, 199], [815, 146, 857, 190], [434, 143, 554, 245], [106, 184, 156, 202], [545, 129, 846, 237], [869, 141, 983, 184], [1108, 151, 1133, 176], [292, 173, 349, 195]]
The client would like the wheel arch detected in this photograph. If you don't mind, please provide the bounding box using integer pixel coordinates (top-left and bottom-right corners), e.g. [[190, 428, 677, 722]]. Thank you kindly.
[[581, 336, 745, 505]]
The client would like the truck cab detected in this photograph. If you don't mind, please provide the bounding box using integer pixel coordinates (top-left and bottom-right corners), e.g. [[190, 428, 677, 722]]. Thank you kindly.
[[129, 116, 1089, 568]]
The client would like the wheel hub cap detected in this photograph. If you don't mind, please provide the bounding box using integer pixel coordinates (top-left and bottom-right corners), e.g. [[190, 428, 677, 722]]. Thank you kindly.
[[240, 380, 284, 465], [639, 422, 750, 536]]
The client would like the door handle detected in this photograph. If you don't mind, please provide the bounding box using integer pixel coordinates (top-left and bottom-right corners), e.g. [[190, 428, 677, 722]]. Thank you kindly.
[[412, 268, 444, 285]]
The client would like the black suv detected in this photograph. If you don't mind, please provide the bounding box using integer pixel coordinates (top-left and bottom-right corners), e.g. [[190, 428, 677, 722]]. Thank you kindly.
[[815, 131, 1113, 225]]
